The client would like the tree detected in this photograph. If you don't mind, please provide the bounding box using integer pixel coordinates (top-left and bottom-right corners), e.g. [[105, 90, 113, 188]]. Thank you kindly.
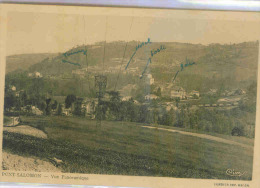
[[39, 101, 46, 114], [231, 126, 244, 136], [175, 97, 180, 107], [4, 93, 15, 111], [107, 91, 121, 120], [20, 91, 28, 106], [127, 100, 138, 122], [65, 94, 76, 108], [45, 98, 52, 115], [139, 105, 149, 123], [51, 100, 58, 111], [156, 87, 162, 97], [74, 97, 83, 116], [57, 103, 62, 115]]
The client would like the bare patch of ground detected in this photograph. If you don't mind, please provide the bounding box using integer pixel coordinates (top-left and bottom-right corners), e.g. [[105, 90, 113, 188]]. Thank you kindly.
[[3, 125, 47, 139], [2, 151, 61, 172]]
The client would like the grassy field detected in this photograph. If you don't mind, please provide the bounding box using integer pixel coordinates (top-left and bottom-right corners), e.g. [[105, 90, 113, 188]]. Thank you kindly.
[[2, 116, 254, 180]]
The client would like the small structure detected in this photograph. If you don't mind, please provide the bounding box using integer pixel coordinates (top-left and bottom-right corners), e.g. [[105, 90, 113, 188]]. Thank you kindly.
[[35, 72, 42, 78], [145, 74, 154, 85], [234, 89, 246, 95], [11, 86, 16, 91], [171, 87, 186, 99], [122, 96, 132, 101], [28, 72, 43, 78], [145, 94, 158, 100], [190, 90, 200, 97], [62, 108, 72, 116], [31, 106, 43, 115]]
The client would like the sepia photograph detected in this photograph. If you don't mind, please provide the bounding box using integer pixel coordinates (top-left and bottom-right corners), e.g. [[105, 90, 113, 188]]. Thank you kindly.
[[0, 4, 260, 188]]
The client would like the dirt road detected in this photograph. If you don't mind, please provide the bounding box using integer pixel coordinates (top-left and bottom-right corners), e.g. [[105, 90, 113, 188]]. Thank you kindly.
[[142, 126, 252, 149]]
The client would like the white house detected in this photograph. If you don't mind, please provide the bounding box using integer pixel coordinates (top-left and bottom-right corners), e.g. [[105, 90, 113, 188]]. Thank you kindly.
[[11, 86, 16, 91], [190, 90, 200, 97], [28, 72, 43, 78], [122, 96, 132, 101], [145, 94, 158, 100], [145, 74, 154, 85], [171, 87, 186, 99], [35, 72, 42, 78]]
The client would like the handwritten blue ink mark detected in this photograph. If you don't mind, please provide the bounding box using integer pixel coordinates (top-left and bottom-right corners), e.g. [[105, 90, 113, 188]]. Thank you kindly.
[[140, 45, 166, 79], [125, 38, 151, 70], [172, 70, 179, 82], [172, 58, 196, 82], [151, 45, 166, 57], [62, 59, 81, 66], [63, 49, 87, 57], [140, 58, 152, 79]]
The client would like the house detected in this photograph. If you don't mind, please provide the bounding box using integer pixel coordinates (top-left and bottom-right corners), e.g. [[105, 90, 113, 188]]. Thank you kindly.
[[82, 100, 96, 114], [62, 108, 72, 116], [35, 72, 42, 78], [11, 85, 16, 91], [22, 105, 43, 115], [165, 104, 178, 111], [145, 94, 158, 100], [32, 107, 43, 115], [122, 96, 132, 101], [145, 74, 154, 85], [28, 72, 43, 78], [171, 87, 186, 99], [190, 90, 200, 97], [133, 100, 140, 105], [5, 117, 20, 127], [81, 98, 98, 118], [234, 88, 246, 95], [15, 90, 24, 97]]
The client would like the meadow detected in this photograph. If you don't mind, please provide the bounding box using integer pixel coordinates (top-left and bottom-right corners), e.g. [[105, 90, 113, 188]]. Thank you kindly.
[[2, 116, 254, 180]]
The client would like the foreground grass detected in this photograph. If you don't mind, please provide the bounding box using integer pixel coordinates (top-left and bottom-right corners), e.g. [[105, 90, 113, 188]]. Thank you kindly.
[[3, 116, 254, 180]]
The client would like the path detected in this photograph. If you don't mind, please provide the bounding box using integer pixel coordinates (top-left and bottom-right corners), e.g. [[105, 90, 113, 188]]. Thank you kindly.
[[142, 126, 252, 149]]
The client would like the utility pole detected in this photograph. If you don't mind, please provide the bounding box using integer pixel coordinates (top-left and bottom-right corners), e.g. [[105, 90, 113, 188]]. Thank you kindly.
[[95, 75, 107, 127]]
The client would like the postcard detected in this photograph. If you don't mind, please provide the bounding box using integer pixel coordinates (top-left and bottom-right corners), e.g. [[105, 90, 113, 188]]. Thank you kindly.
[[0, 3, 260, 188]]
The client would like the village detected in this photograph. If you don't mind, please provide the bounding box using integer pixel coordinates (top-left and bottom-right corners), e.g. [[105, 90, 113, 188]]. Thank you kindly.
[[4, 67, 247, 122]]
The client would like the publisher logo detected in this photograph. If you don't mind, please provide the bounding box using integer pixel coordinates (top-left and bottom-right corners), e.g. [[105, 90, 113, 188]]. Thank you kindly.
[[226, 169, 246, 177]]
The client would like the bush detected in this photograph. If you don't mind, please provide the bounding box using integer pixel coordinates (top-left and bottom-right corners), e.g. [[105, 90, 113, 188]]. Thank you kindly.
[[231, 126, 244, 136]]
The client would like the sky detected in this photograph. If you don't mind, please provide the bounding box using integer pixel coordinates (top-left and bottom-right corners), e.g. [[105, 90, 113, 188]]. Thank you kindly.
[[6, 11, 260, 56]]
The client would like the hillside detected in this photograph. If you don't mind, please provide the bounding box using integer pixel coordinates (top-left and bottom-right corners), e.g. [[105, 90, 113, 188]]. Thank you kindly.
[[24, 41, 259, 91], [6, 53, 58, 74]]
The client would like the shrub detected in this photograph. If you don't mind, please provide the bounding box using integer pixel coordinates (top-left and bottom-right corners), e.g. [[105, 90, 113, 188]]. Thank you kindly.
[[231, 126, 244, 136]]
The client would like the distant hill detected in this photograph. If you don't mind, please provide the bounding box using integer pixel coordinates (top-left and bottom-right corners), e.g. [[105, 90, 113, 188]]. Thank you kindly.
[[26, 41, 207, 76], [6, 53, 58, 74], [5, 40, 259, 96]]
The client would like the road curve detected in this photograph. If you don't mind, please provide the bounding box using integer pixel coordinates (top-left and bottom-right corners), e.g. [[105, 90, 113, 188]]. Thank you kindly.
[[142, 125, 253, 149]]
